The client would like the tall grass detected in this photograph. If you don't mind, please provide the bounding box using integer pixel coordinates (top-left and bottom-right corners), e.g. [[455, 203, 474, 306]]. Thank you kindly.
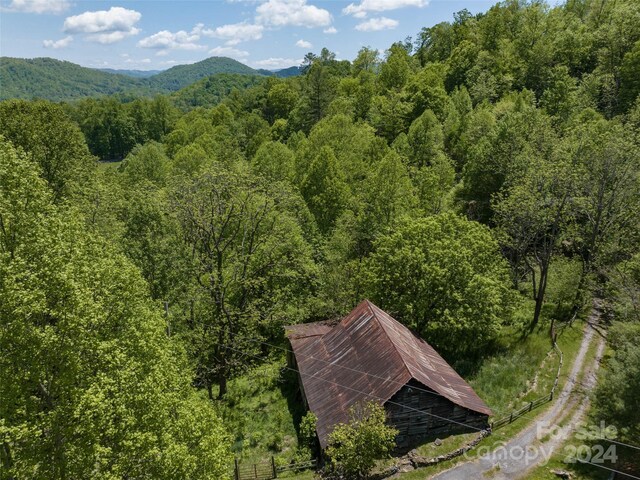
[[217, 361, 303, 463], [469, 324, 552, 417]]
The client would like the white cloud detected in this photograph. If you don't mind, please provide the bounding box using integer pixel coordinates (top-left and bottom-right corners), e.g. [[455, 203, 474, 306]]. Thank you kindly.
[[355, 16, 398, 31], [138, 26, 206, 54], [343, 0, 427, 18], [202, 22, 263, 45], [253, 57, 301, 69], [63, 7, 141, 43], [209, 46, 249, 58], [91, 30, 141, 44], [42, 35, 72, 48], [6, 0, 69, 14], [323, 26, 337, 34], [256, 0, 331, 28], [295, 39, 312, 49]]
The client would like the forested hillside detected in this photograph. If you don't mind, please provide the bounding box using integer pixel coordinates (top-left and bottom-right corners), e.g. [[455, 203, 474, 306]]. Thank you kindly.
[[0, 57, 147, 100], [1, 0, 639, 478], [171, 73, 268, 110], [0, 56, 269, 101], [146, 56, 263, 91]]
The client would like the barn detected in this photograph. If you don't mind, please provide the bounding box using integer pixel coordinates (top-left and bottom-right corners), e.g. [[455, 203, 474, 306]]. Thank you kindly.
[[285, 300, 492, 451]]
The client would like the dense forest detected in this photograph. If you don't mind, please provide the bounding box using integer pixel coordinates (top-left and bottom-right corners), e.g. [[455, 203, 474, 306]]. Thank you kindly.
[[1, 0, 640, 478]]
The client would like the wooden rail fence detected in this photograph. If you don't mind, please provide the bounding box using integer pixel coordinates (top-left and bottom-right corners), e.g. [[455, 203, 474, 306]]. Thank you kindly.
[[490, 392, 553, 430], [490, 340, 564, 431], [233, 457, 317, 480]]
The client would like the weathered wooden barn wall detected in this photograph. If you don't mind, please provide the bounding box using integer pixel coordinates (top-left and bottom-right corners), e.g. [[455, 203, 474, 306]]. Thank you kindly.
[[386, 380, 489, 451]]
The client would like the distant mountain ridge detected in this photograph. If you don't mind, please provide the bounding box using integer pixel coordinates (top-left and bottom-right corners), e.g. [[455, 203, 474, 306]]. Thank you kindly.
[[146, 57, 261, 91], [100, 68, 162, 78], [0, 56, 301, 102]]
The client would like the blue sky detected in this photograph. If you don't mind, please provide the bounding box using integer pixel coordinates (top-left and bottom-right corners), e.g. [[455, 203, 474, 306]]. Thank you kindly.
[[0, 0, 494, 71]]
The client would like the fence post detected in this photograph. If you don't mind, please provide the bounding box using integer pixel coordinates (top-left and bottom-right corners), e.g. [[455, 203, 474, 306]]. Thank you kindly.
[[234, 459, 239, 480], [550, 391, 553, 401], [271, 456, 277, 478], [529, 401, 533, 412], [254, 463, 257, 480], [509, 412, 513, 424]]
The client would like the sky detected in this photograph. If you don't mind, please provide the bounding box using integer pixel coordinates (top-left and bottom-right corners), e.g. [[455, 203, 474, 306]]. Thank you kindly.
[[0, 0, 494, 71]]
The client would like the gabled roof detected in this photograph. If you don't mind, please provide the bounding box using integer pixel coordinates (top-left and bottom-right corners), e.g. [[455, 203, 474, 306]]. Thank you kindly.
[[286, 300, 492, 447]]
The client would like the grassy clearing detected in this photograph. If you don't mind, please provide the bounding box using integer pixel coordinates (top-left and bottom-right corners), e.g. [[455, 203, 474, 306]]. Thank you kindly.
[[97, 160, 122, 171], [216, 361, 306, 465], [468, 320, 554, 417]]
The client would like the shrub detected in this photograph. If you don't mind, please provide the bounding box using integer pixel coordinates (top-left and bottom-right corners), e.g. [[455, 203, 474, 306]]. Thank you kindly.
[[326, 402, 398, 479]]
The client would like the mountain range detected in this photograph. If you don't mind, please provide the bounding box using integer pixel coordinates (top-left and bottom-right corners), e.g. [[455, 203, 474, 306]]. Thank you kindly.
[[0, 56, 301, 102]]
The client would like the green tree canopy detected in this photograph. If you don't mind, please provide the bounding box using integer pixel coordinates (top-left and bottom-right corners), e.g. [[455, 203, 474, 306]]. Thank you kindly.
[[0, 137, 231, 479], [364, 213, 514, 358], [0, 100, 95, 202]]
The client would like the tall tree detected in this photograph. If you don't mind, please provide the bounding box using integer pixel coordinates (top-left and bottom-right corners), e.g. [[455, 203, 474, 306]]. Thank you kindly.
[[494, 150, 577, 334], [570, 117, 640, 313], [364, 213, 514, 358], [171, 165, 314, 398], [300, 146, 350, 234]]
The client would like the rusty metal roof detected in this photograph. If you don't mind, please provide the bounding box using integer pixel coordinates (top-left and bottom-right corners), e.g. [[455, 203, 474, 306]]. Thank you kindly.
[[285, 322, 334, 350], [286, 300, 492, 448]]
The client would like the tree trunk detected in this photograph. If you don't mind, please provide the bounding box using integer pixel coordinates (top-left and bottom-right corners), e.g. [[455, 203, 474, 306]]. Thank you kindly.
[[530, 264, 549, 333], [207, 382, 214, 401], [218, 375, 227, 399], [570, 263, 589, 320]]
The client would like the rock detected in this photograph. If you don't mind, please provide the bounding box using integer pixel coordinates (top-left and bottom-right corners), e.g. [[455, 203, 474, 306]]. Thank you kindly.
[[434, 438, 443, 446], [550, 469, 573, 479]]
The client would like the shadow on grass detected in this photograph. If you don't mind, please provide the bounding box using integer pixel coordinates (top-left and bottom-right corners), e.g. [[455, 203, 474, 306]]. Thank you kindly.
[[278, 367, 308, 439]]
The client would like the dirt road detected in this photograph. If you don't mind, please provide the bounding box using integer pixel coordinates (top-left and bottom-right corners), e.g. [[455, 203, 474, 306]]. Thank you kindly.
[[429, 309, 605, 480]]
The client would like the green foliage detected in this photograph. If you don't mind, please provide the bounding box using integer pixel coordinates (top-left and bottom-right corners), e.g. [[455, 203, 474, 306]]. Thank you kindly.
[[171, 164, 316, 397], [609, 254, 640, 322], [2, 0, 640, 471], [119, 141, 170, 187], [0, 57, 149, 101], [299, 412, 318, 451], [172, 74, 267, 110], [149, 57, 263, 91], [326, 402, 398, 479], [493, 145, 578, 331], [300, 146, 350, 234], [252, 141, 296, 182], [364, 213, 514, 358], [594, 321, 640, 442], [67, 96, 180, 160], [0, 100, 95, 201], [407, 108, 445, 167], [0, 138, 232, 479], [266, 82, 300, 122]]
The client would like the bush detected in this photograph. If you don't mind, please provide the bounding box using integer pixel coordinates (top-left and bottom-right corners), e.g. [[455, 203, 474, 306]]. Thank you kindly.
[[326, 402, 398, 479]]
